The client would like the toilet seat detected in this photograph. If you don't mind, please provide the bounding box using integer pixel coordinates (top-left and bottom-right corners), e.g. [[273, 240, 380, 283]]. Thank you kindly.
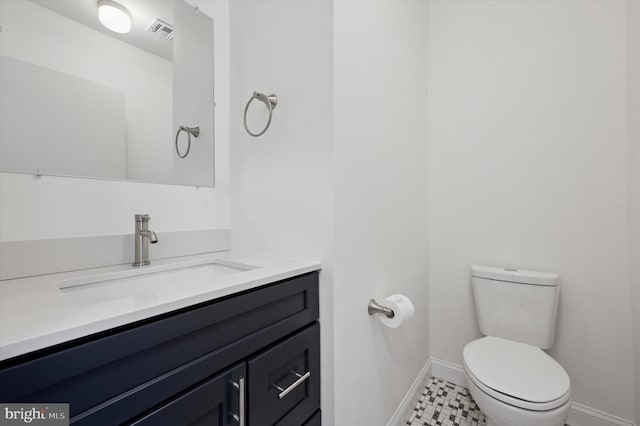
[[463, 336, 571, 411]]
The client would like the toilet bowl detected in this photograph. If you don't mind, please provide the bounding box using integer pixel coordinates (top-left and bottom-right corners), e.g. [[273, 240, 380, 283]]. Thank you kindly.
[[465, 266, 572, 426], [463, 336, 571, 426]]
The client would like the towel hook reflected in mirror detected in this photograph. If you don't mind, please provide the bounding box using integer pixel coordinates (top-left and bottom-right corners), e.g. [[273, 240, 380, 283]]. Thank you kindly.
[[175, 125, 200, 158]]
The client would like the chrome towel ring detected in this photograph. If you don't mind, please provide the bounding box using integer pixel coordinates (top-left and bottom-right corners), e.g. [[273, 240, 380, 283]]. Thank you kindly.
[[243, 91, 278, 137], [175, 125, 200, 158]]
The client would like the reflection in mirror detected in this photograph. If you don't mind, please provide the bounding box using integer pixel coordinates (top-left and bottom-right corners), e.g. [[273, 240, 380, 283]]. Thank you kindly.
[[0, 0, 214, 187]]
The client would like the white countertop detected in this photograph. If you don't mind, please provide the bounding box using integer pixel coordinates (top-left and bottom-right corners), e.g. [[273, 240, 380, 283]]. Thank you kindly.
[[0, 251, 321, 361]]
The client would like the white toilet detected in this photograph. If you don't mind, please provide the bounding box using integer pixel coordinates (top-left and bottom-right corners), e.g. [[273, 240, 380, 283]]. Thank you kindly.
[[463, 265, 572, 426]]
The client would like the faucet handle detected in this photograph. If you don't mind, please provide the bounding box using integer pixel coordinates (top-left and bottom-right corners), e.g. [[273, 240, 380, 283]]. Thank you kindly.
[[135, 214, 151, 222]]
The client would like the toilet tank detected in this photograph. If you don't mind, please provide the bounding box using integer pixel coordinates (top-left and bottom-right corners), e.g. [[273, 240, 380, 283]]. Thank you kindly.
[[471, 265, 560, 349]]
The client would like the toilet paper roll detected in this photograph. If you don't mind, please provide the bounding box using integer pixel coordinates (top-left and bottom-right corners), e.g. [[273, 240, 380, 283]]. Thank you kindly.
[[378, 294, 415, 328]]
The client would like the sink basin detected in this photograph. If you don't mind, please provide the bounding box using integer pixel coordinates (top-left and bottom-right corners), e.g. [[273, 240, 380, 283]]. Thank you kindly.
[[58, 258, 258, 306]]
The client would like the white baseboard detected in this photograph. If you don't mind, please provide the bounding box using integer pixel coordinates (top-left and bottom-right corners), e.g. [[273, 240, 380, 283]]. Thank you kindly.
[[386, 358, 432, 426], [419, 358, 636, 426], [567, 403, 635, 426], [431, 358, 466, 388]]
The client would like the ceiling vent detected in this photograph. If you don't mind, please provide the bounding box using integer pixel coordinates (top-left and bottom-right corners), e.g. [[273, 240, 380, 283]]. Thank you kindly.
[[146, 18, 174, 40]]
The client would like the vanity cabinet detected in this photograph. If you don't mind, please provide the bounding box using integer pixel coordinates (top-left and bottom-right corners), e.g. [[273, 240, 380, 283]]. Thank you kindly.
[[0, 271, 320, 426]]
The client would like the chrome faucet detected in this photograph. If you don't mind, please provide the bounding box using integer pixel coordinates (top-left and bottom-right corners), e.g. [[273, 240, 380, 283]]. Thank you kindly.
[[133, 214, 158, 267]]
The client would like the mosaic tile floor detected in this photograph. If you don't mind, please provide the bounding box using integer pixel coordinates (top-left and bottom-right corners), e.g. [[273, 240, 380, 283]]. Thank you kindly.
[[406, 377, 486, 426]]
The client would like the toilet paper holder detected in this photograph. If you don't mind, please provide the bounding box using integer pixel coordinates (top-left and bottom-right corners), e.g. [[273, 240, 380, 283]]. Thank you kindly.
[[368, 299, 395, 318]]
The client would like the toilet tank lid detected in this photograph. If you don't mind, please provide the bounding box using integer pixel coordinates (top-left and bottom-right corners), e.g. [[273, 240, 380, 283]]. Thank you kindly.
[[471, 265, 560, 286]]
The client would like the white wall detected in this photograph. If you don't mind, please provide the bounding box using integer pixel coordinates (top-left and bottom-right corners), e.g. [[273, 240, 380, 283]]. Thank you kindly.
[[228, 1, 335, 423], [0, 0, 230, 241], [230, 4, 430, 425], [427, 0, 635, 421], [333, 1, 429, 424], [627, 1, 640, 423]]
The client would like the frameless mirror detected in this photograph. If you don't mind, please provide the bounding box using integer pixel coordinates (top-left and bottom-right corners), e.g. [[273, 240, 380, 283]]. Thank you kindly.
[[0, 0, 215, 187]]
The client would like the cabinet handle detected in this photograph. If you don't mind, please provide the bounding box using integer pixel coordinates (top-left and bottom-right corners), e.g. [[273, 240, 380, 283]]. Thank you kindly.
[[273, 370, 311, 400], [230, 377, 245, 426]]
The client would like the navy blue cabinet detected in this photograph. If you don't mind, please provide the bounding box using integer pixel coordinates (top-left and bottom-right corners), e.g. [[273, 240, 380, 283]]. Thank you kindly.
[[131, 363, 246, 426], [248, 325, 320, 425], [0, 272, 320, 426]]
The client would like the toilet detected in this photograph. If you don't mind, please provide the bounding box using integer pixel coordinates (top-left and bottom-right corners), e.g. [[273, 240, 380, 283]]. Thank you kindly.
[[463, 266, 572, 426]]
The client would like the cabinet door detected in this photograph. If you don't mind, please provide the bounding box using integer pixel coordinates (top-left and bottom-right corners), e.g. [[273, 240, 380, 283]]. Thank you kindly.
[[248, 323, 320, 426], [129, 363, 246, 426], [303, 411, 321, 426]]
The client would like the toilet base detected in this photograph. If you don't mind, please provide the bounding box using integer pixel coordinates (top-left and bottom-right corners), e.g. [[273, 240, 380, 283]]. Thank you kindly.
[[465, 373, 571, 426]]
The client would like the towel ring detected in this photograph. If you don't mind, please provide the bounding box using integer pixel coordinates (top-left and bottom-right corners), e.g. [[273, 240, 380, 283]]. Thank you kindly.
[[243, 92, 278, 137], [175, 125, 200, 158]]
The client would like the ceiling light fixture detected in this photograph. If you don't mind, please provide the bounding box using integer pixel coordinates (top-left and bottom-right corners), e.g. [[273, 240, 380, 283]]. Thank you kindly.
[[97, 0, 132, 34]]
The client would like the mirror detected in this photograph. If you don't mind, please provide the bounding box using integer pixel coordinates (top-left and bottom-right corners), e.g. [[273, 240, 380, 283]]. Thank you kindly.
[[0, 0, 215, 187]]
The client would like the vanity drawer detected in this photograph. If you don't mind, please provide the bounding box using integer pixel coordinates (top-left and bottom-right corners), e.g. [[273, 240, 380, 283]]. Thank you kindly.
[[0, 272, 319, 420], [248, 323, 320, 426]]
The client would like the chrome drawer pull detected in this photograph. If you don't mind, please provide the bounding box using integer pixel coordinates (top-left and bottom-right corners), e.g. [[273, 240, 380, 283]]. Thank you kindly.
[[230, 377, 246, 426], [273, 370, 311, 400]]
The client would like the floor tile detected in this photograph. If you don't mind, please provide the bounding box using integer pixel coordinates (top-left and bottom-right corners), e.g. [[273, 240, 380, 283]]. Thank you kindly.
[[405, 377, 486, 426]]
